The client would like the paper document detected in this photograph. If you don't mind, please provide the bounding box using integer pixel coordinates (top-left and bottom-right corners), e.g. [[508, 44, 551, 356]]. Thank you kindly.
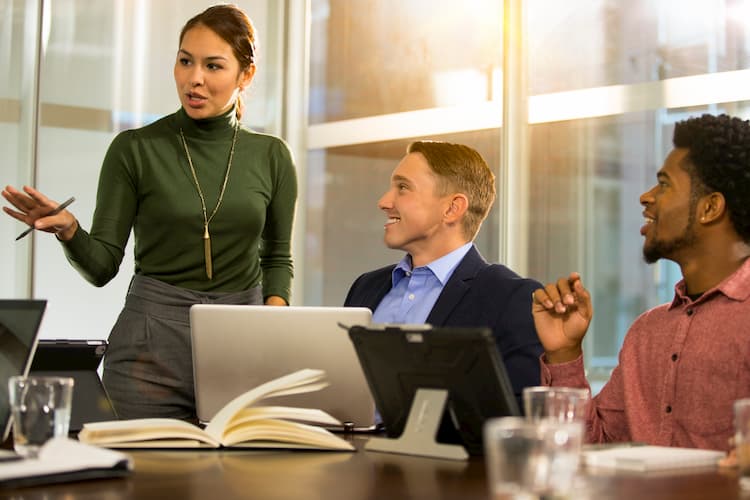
[[0, 437, 132, 488]]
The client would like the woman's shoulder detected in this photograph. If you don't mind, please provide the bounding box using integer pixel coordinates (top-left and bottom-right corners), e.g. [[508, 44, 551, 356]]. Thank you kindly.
[[239, 127, 289, 148], [238, 128, 294, 162], [112, 112, 178, 142]]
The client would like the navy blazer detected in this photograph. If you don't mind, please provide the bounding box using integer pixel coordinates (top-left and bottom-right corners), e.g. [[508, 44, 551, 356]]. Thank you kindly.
[[344, 245, 544, 407]]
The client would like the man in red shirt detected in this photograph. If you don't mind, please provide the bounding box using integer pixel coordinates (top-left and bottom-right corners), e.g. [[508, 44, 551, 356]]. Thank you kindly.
[[532, 114, 750, 451]]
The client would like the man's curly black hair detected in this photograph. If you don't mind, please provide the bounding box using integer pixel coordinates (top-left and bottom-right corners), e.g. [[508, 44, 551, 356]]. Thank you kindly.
[[673, 113, 750, 243]]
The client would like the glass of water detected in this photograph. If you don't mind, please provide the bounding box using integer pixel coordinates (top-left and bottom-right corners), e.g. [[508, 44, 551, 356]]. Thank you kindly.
[[8, 376, 74, 458]]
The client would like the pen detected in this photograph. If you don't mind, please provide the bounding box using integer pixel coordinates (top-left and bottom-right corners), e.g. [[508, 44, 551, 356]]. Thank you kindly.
[[15, 196, 76, 241]]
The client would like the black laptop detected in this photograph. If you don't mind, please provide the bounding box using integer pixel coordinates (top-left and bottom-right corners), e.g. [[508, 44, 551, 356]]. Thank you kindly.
[[0, 299, 45, 460], [30, 339, 118, 433]]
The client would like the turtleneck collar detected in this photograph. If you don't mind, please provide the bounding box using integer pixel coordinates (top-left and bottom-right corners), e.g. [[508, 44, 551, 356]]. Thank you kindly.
[[175, 106, 239, 139]]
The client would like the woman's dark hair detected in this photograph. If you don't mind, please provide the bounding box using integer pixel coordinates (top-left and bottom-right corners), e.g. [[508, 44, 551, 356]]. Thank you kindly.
[[179, 4, 256, 119], [673, 113, 750, 243]]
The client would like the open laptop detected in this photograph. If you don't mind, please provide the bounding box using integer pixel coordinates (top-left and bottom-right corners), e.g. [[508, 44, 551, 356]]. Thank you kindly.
[[190, 305, 375, 430], [0, 299, 46, 453], [30, 339, 118, 433]]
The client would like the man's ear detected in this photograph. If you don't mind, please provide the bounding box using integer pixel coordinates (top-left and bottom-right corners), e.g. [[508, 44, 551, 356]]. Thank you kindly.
[[444, 194, 469, 224], [698, 192, 726, 224]]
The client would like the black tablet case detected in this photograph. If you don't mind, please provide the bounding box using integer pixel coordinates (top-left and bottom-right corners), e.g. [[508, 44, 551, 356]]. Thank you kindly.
[[30, 340, 117, 432], [348, 325, 520, 455]]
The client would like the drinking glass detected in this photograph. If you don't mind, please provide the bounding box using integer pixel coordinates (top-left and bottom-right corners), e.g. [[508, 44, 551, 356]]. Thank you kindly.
[[484, 417, 583, 499], [523, 386, 553, 422], [547, 387, 590, 423], [523, 386, 590, 423], [8, 376, 74, 458], [734, 398, 750, 490]]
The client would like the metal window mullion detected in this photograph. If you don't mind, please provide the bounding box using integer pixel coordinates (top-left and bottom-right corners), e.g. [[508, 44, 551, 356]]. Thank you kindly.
[[500, 0, 529, 272]]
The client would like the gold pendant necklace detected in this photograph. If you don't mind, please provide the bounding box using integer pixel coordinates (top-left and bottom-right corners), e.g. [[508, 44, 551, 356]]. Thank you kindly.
[[179, 123, 239, 280]]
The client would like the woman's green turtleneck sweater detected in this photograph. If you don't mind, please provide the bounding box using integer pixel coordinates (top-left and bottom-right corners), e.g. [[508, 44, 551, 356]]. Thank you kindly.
[[61, 107, 297, 302]]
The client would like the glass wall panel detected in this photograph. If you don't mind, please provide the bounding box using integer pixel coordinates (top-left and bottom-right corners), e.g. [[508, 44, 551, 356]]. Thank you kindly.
[[529, 104, 747, 376], [4, 0, 283, 339], [309, 0, 503, 123], [305, 130, 502, 306], [0, 0, 35, 298], [527, 0, 750, 379], [528, 103, 750, 378], [528, 0, 750, 94], [306, 0, 750, 389], [0, 0, 18, 289]]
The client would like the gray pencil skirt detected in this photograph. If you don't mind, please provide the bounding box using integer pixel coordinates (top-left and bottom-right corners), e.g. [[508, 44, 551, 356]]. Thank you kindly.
[[102, 274, 262, 421]]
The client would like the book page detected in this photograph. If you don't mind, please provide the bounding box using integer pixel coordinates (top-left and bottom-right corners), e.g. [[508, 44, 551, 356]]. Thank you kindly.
[[226, 406, 343, 430], [204, 368, 328, 441], [78, 418, 219, 447], [222, 419, 354, 450]]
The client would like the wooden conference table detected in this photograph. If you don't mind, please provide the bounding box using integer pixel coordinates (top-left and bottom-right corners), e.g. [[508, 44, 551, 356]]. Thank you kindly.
[[0, 437, 743, 500]]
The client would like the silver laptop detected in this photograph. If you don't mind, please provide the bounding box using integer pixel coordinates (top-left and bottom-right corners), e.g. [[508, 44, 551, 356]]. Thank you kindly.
[[0, 299, 45, 444], [190, 305, 375, 430]]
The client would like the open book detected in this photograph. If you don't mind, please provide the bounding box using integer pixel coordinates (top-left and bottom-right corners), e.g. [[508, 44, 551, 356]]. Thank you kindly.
[[78, 369, 354, 451]]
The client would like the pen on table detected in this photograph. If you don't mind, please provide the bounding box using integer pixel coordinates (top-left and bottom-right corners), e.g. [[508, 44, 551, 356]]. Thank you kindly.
[[15, 196, 76, 241]]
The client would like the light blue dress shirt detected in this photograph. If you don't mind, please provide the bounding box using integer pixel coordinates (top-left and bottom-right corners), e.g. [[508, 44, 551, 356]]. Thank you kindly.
[[372, 242, 473, 325]]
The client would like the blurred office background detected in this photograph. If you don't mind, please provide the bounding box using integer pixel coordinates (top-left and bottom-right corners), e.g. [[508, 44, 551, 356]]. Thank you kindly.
[[2, 0, 749, 387]]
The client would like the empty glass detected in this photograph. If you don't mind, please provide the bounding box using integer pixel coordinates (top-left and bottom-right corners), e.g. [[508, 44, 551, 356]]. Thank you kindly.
[[522, 386, 553, 422], [8, 376, 74, 458], [547, 387, 590, 423], [484, 416, 583, 499], [734, 398, 750, 490], [523, 386, 590, 423]]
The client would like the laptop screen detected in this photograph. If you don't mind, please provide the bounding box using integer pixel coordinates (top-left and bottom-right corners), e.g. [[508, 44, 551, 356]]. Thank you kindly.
[[190, 305, 374, 429], [0, 299, 46, 442]]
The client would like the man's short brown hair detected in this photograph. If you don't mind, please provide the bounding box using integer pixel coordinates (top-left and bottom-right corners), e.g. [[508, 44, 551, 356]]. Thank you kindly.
[[407, 141, 496, 240]]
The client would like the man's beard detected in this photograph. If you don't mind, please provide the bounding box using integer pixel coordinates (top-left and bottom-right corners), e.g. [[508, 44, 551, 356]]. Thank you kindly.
[[642, 211, 698, 264]]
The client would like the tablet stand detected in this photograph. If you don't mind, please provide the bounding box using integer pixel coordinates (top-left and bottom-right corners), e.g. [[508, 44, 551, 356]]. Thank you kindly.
[[364, 388, 469, 461]]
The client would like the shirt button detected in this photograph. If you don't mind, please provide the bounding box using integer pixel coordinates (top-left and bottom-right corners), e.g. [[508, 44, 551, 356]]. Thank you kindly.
[[686, 308, 694, 316], [671, 353, 678, 362], [408, 293, 415, 300], [666, 405, 672, 413], [405, 271, 412, 277]]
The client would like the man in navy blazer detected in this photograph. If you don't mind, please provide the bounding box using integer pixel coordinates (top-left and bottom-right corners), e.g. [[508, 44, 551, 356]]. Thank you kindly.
[[344, 140, 543, 406]]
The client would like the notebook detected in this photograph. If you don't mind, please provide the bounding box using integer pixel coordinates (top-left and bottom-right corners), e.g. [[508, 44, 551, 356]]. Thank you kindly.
[[582, 445, 725, 472], [30, 339, 118, 433], [190, 305, 375, 430], [0, 299, 46, 443]]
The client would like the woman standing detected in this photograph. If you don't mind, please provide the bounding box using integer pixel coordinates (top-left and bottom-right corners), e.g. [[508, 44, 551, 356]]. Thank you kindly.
[[2, 4, 297, 420]]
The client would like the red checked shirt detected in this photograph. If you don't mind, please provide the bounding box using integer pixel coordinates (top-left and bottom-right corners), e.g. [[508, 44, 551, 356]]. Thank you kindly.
[[541, 258, 750, 451]]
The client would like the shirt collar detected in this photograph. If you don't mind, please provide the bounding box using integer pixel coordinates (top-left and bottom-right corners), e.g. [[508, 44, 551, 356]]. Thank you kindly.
[[391, 242, 473, 287], [669, 256, 750, 308]]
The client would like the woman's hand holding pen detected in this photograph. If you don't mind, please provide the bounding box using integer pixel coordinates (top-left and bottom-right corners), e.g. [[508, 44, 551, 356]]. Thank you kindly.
[[2, 185, 78, 241]]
